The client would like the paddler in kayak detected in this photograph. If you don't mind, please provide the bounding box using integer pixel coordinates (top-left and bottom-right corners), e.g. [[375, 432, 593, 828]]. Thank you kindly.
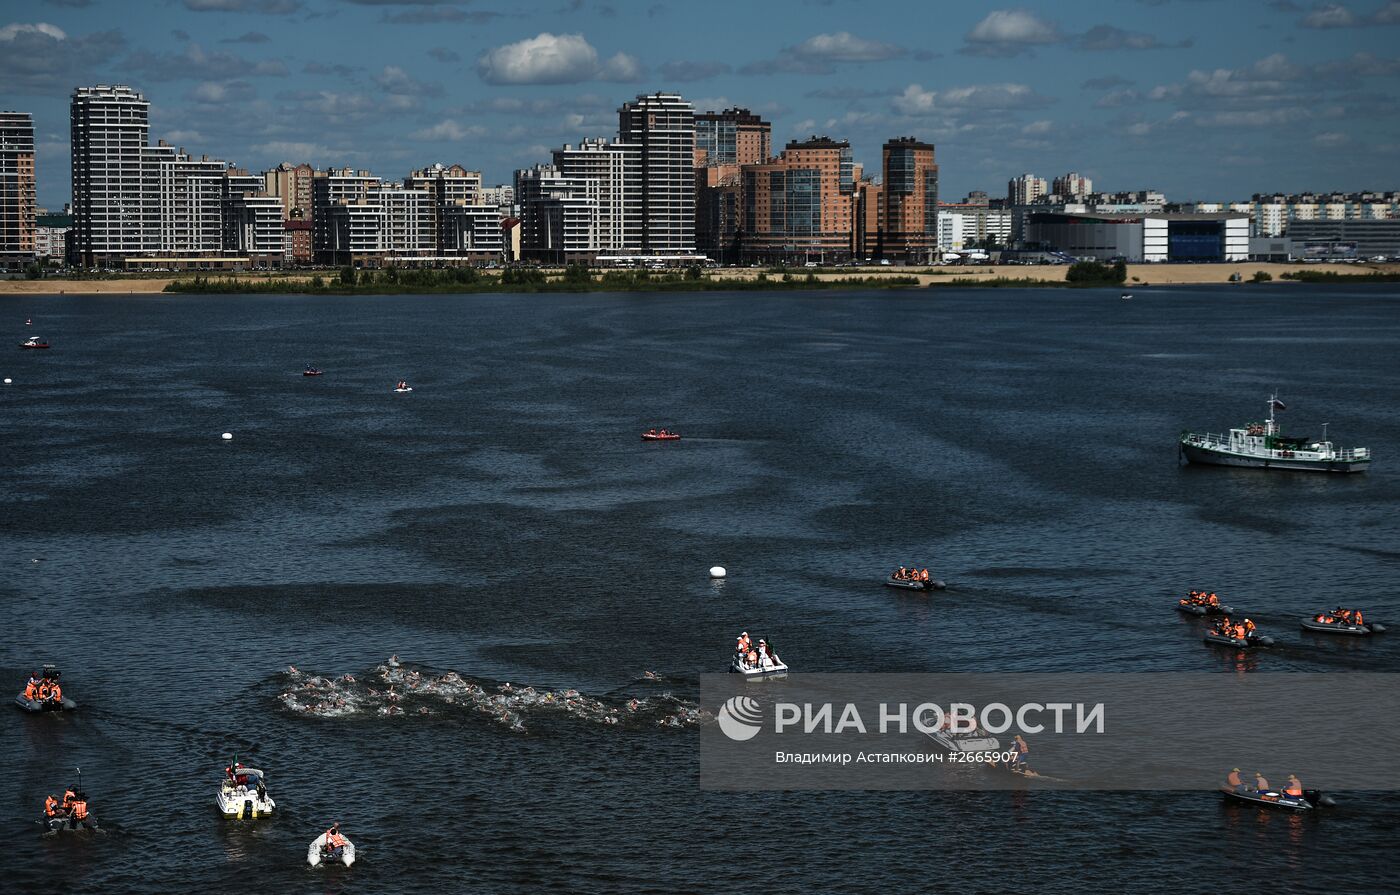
[[1254, 772, 1271, 793], [1226, 768, 1247, 792]]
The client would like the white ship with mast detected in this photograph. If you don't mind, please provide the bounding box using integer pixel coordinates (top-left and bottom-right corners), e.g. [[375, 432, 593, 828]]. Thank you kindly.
[[1179, 395, 1371, 473]]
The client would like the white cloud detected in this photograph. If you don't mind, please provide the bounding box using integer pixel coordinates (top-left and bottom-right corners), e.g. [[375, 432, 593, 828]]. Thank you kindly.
[[895, 82, 1054, 114], [411, 120, 485, 141], [0, 22, 67, 41], [1302, 3, 1358, 28], [476, 32, 639, 85], [1313, 131, 1350, 146], [1021, 119, 1053, 134], [963, 10, 1061, 55], [794, 31, 903, 62]]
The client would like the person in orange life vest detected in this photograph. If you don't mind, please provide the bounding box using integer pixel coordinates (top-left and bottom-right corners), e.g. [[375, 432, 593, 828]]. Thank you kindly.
[[1353, 610, 1364, 626], [61, 786, 76, 811], [1243, 619, 1256, 636], [67, 791, 89, 828], [735, 632, 750, 655], [1283, 775, 1305, 798], [44, 795, 60, 817], [48, 680, 62, 703], [1011, 734, 1029, 766], [24, 674, 40, 701], [1226, 768, 1246, 792], [325, 823, 348, 855], [920, 569, 930, 582], [1207, 593, 1220, 606], [1254, 772, 1271, 793]]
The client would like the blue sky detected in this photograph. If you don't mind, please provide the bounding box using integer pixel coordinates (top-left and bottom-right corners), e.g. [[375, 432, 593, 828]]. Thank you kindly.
[[4, 0, 1400, 209]]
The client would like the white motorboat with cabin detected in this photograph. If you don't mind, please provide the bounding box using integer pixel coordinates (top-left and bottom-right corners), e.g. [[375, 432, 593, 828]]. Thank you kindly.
[[216, 767, 275, 819], [1179, 395, 1370, 473]]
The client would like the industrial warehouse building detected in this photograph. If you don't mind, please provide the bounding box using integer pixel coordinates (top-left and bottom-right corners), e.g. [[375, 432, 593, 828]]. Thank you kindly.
[[1285, 219, 1400, 260], [1024, 211, 1249, 262]]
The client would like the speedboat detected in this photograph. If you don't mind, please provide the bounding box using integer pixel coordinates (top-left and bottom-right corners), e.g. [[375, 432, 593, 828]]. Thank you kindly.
[[1220, 786, 1332, 812], [641, 430, 681, 441], [926, 726, 1000, 754], [1300, 614, 1385, 636], [15, 665, 77, 712], [1121, 293, 1132, 300], [1176, 599, 1233, 617], [216, 768, 275, 819], [308, 831, 356, 867], [393, 384, 412, 393], [1203, 630, 1274, 648], [20, 337, 50, 349], [303, 368, 324, 377], [885, 573, 946, 592], [729, 650, 788, 678]]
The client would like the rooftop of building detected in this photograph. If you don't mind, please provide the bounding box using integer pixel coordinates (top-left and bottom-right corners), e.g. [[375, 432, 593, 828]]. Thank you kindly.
[[1029, 210, 1250, 223]]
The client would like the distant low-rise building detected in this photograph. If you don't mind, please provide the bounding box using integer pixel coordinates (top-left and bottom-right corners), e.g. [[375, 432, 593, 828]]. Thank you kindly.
[[1025, 211, 1249, 262]]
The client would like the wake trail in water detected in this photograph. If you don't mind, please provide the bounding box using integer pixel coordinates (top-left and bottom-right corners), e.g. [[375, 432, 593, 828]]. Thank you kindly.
[[276, 658, 709, 733]]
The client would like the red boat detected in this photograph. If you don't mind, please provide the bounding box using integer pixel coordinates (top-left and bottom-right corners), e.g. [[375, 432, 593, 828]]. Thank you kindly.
[[641, 429, 681, 441], [20, 337, 49, 350]]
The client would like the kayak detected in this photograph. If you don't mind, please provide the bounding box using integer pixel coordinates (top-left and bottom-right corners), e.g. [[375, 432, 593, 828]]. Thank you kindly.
[[15, 693, 78, 712], [308, 832, 356, 867], [1203, 631, 1274, 648], [303, 370, 323, 377], [1176, 601, 1234, 617], [1220, 787, 1332, 812], [1300, 616, 1385, 636], [641, 432, 680, 441], [885, 576, 947, 592]]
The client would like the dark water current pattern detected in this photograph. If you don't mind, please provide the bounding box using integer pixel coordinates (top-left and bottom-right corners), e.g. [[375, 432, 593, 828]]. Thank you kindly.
[[2, 287, 1399, 893]]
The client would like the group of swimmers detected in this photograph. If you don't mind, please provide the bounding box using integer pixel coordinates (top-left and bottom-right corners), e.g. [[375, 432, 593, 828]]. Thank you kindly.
[[734, 631, 781, 670], [1211, 616, 1258, 642], [1225, 768, 1308, 800], [1313, 607, 1366, 627], [21, 669, 65, 706], [893, 567, 933, 583]]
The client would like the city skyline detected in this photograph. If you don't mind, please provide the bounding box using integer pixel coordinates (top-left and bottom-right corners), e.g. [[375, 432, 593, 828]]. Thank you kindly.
[[4, 1, 1400, 210]]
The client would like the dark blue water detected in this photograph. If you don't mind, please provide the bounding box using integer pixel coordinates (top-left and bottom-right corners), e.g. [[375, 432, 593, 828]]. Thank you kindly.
[[3, 287, 1398, 893]]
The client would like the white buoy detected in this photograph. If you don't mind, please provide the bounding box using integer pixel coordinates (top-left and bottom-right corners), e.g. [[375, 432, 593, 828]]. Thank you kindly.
[[709, 566, 726, 579], [221, 432, 233, 440]]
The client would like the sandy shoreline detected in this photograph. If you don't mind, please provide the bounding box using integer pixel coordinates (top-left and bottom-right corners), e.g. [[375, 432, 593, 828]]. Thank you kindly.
[[2, 262, 1397, 295]]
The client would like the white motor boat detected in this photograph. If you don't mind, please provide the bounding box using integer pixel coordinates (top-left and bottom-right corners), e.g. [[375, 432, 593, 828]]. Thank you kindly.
[[926, 726, 1001, 754], [216, 768, 275, 819], [308, 831, 356, 867], [729, 651, 788, 677]]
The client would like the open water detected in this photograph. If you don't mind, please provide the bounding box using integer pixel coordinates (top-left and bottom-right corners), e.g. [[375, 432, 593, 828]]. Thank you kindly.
[[2, 286, 1398, 893]]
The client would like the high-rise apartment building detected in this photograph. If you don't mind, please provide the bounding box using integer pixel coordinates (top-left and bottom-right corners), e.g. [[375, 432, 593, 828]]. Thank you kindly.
[[739, 136, 855, 263], [1008, 173, 1048, 206], [552, 138, 641, 257], [145, 144, 227, 257], [695, 107, 771, 167], [263, 162, 315, 220], [224, 170, 284, 266], [312, 168, 380, 263], [619, 92, 696, 255], [370, 185, 437, 258], [0, 111, 36, 268], [70, 85, 151, 266], [405, 163, 484, 255], [514, 164, 594, 263], [881, 137, 938, 262], [1052, 172, 1093, 200]]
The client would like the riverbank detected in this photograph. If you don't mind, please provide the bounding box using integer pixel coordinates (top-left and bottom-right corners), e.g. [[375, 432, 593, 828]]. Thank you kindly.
[[4, 261, 1399, 295]]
